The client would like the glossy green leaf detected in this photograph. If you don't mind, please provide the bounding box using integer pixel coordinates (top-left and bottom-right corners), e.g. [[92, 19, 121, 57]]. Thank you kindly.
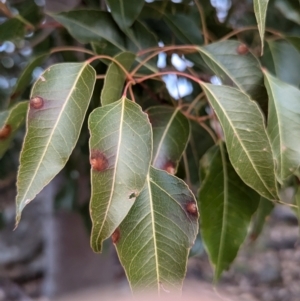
[[101, 52, 136, 106], [89, 97, 152, 253], [106, 0, 145, 29], [254, 0, 269, 54], [267, 40, 300, 87], [115, 167, 198, 293], [50, 10, 125, 48], [10, 53, 49, 102], [199, 144, 260, 281], [201, 83, 278, 200], [163, 13, 203, 45], [16, 62, 96, 224], [250, 197, 274, 242], [0, 102, 28, 159], [147, 106, 190, 173], [264, 71, 300, 180], [198, 41, 266, 105]]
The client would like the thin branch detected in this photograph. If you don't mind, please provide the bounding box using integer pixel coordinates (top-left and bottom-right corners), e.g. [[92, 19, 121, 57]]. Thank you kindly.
[[86, 55, 134, 82], [220, 26, 283, 41], [186, 92, 205, 115]]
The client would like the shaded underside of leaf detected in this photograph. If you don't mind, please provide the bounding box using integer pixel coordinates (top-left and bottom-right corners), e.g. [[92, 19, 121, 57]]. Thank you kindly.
[[115, 167, 198, 294], [267, 40, 300, 87], [0, 102, 28, 159], [201, 83, 278, 200], [198, 40, 267, 106], [16, 62, 96, 223], [147, 106, 190, 173], [101, 51, 136, 106], [199, 144, 260, 281], [89, 98, 152, 253], [264, 71, 300, 180], [253, 0, 269, 54]]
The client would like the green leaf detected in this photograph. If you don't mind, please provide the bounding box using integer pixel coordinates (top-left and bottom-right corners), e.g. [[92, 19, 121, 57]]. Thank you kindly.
[[185, 120, 215, 185], [0, 18, 26, 42], [275, 0, 300, 25], [199, 143, 260, 281], [285, 36, 300, 53], [115, 167, 198, 293], [50, 10, 125, 48], [146, 106, 190, 173], [250, 197, 274, 242], [106, 0, 145, 29], [10, 53, 49, 102], [198, 41, 267, 106], [163, 13, 203, 45], [16, 62, 96, 224], [253, 0, 269, 54], [201, 83, 278, 200], [89, 97, 152, 253], [264, 71, 300, 180], [0, 102, 28, 159], [266, 40, 300, 87], [125, 20, 158, 73], [101, 52, 136, 106]]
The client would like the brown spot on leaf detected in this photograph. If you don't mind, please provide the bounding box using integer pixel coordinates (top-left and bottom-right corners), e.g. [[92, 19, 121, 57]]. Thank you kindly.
[[129, 191, 138, 200], [0, 124, 12, 140], [185, 201, 198, 217], [163, 161, 176, 175], [112, 228, 120, 244], [236, 44, 249, 55], [30, 96, 44, 109], [90, 150, 108, 172]]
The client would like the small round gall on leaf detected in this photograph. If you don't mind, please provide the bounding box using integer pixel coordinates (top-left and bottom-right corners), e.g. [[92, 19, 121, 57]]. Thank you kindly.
[[185, 201, 198, 217], [111, 228, 120, 244], [90, 150, 108, 172], [30, 96, 44, 109], [0, 124, 12, 140], [236, 44, 249, 55], [163, 161, 176, 175]]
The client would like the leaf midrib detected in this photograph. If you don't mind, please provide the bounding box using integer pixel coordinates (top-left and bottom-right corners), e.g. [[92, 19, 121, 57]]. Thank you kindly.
[[95, 98, 125, 249], [198, 47, 245, 93], [204, 84, 274, 198], [215, 142, 229, 281], [265, 74, 284, 179], [17, 62, 88, 205]]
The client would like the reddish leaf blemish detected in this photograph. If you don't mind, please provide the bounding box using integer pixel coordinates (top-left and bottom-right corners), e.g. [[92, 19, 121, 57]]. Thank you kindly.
[[236, 44, 249, 55], [30, 96, 44, 109], [112, 227, 120, 244], [185, 201, 198, 217], [163, 161, 176, 175], [90, 150, 108, 172], [0, 124, 12, 140]]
